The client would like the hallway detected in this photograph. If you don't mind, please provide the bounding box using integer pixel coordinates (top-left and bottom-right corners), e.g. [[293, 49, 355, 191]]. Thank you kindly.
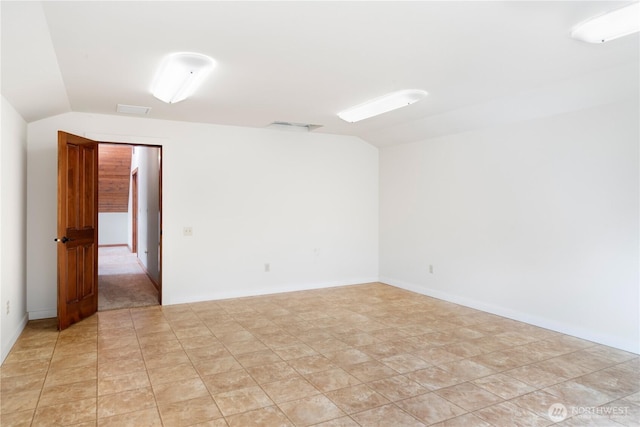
[[98, 246, 159, 311]]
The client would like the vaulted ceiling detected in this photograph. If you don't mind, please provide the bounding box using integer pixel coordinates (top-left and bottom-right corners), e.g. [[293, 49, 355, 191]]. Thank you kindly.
[[1, 1, 638, 147]]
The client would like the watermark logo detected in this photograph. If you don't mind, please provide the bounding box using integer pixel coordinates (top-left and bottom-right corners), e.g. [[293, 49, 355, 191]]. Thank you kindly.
[[548, 403, 568, 422], [548, 403, 630, 422]]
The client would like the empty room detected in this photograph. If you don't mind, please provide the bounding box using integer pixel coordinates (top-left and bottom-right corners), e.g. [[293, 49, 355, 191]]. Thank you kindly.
[[1, 1, 638, 426]]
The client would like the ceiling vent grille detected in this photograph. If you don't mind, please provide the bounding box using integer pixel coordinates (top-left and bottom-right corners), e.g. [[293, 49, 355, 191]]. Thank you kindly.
[[117, 104, 151, 115], [268, 121, 323, 132]]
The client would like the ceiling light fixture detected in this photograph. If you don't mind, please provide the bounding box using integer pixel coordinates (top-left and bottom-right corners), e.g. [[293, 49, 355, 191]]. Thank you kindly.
[[151, 52, 216, 103], [337, 89, 428, 123], [571, 2, 640, 43]]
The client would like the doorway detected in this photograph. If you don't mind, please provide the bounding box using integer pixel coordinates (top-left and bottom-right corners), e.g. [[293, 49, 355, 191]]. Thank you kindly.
[[97, 143, 162, 311]]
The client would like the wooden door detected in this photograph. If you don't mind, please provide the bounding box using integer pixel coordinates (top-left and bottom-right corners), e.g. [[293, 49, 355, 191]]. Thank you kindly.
[[56, 131, 99, 330]]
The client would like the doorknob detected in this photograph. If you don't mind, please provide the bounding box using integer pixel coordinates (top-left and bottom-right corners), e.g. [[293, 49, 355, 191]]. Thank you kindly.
[[54, 236, 71, 243]]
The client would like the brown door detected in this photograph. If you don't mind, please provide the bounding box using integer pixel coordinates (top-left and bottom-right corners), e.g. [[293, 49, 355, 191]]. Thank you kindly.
[[56, 131, 99, 330]]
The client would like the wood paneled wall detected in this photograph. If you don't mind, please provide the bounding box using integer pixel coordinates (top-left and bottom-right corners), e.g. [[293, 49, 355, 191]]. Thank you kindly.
[[98, 144, 132, 213]]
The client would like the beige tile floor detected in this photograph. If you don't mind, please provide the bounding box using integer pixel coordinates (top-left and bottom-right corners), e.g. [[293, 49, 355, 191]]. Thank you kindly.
[[1, 283, 638, 426]]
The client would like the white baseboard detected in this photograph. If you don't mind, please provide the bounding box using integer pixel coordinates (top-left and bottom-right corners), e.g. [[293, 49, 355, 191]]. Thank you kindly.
[[28, 309, 57, 320], [164, 277, 380, 306], [22, 278, 638, 354], [380, 276, 639, 355], [1, 313, 29, 364]]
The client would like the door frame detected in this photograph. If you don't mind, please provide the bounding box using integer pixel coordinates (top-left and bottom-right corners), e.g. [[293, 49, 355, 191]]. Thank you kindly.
[[97, 142, 163, 305], [131, 168, 138, 254]]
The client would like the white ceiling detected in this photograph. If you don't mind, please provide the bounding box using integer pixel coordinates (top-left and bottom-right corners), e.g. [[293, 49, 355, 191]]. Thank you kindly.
[[2, 1, 638, 147]]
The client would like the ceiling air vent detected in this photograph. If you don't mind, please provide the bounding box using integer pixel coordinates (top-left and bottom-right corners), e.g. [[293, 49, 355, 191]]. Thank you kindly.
[[267, 121, 323, 132], [116, 104, 151, 115]]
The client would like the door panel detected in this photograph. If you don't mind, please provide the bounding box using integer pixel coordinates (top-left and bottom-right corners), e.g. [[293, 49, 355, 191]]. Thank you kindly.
[[57, 131, 98, 330]]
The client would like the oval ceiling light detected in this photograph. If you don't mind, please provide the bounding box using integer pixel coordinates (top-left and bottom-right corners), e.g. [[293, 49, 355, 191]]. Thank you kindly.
[[337, 89, 428, 123], [571, 2, 640, 43], [151, 52, 216, 103]]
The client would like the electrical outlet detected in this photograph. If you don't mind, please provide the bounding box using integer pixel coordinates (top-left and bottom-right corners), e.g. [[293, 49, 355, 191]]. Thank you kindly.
[[6, 300, 9, 315], [265, 263, 270, 272], [429, 265, 434, 274], [183, 226, 193, 236]]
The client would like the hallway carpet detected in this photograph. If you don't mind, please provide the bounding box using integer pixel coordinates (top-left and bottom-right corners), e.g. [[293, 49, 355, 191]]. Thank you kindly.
[[98, 246, 159, 311]]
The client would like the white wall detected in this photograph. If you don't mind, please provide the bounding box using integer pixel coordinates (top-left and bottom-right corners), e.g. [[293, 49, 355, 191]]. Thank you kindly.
[[380, 99, 639, 353], [98, 213, 128, 245], [26, 112, 379, 315], [129, 145, 160, 282], [1, 96, 29, 363]]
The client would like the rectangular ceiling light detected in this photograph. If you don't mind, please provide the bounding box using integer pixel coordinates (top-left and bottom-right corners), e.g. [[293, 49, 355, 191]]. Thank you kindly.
[[338, 89, 428, 123], [571, 2, 640, 43], [151, 52, 216, 103]]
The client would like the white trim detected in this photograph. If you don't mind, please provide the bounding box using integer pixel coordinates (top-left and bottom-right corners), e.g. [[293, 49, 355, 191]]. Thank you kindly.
[[164, 278, 380, 306], [380, 277, 639, 355], [84, 132, 168, 145], [1, 313, 28, 364], [28, 309, 57, 320]]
